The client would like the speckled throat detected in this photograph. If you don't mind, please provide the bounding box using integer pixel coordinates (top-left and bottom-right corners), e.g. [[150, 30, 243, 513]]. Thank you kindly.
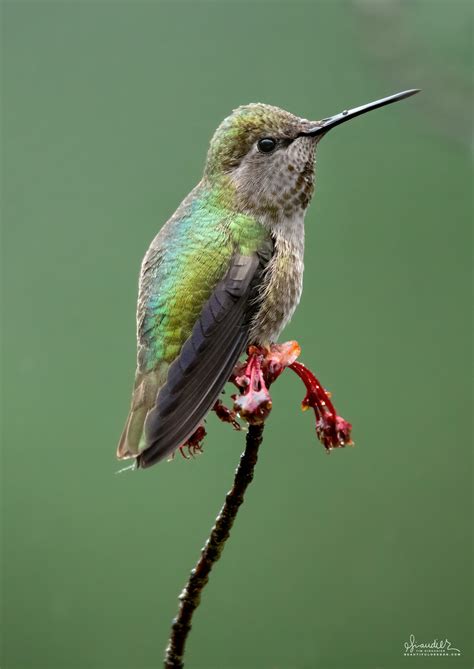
[[232, 135, 316, 225], [237, 143, 316, 345]]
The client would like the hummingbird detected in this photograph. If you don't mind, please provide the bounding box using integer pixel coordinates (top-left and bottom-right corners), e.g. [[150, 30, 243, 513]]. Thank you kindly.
[[117, 89, 419, 469]]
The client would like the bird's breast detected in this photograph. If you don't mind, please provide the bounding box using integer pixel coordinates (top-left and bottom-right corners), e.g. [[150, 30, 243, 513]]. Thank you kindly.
[[250, 217, 305, 345]]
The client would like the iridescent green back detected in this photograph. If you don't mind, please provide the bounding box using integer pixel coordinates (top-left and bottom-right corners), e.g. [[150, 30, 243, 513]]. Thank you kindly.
[[138, 182, 270, 372]]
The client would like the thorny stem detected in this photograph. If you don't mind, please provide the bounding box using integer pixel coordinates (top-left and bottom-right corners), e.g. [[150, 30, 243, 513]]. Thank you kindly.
[[163, 423, 265, 668]]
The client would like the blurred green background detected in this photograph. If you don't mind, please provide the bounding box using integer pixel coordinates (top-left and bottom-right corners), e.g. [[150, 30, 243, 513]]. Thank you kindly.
[[1, 1, 472, 668]]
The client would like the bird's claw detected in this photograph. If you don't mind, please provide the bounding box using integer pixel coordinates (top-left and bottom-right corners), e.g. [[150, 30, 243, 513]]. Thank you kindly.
[[212, 400, 241, 431], [178, 425, 207, 459]]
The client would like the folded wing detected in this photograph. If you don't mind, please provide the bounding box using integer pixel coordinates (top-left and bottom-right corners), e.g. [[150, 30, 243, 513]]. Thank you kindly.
[[138, 247, 272, 468]]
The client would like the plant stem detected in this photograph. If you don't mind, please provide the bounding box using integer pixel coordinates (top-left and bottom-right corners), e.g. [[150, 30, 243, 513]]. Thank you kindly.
[[164, 423, 265, 668]]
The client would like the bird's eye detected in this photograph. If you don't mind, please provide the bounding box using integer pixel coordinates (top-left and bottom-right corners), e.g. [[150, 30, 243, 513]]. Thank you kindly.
[[257, 137, 277, 153]]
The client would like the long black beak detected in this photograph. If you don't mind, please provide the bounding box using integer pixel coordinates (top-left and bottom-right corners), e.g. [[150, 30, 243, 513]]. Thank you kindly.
[[301, 89, 420, 137]]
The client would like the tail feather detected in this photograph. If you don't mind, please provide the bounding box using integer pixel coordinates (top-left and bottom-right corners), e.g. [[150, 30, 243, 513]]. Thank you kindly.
[[117, 370, 161, 460]]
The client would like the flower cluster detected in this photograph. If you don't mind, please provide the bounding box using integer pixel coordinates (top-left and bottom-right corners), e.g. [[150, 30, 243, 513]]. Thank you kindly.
[[180, 340, 353, 457], [231, 341, 353, 451]]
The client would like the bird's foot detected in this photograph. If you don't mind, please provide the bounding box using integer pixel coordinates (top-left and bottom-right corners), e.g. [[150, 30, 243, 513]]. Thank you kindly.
[[231, 341, 353, 451], [212, 400, 241, 431], [178, 425, 207, 458]]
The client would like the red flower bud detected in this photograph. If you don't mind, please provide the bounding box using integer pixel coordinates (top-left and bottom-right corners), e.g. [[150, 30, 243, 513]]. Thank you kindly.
[[289, 361, 353, 450]]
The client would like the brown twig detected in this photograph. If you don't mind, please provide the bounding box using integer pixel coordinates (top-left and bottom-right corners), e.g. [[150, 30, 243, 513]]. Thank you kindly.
[[164, 423, 265, 668]]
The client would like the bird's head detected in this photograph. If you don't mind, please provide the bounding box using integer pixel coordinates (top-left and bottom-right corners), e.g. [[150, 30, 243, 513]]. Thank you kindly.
[[204, 91, 419, 225], [204, 103, 317, 222]]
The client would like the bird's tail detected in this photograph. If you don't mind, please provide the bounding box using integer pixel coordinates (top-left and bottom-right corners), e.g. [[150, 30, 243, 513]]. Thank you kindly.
[[117, 370, 161, 460]]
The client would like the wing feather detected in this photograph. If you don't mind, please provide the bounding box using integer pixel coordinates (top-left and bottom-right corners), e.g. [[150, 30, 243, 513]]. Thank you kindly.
[[137, 250, 270, 468]]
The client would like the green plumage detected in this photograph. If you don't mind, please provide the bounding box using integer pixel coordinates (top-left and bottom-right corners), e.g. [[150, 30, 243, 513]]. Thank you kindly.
[[118, 91, 419, 466], [118, 178, 271, 460], [139, 184, 270, 369], [118, 102, 316, 464]]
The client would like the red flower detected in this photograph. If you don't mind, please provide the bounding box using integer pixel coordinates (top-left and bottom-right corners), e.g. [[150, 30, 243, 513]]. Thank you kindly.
[[181, 340, 353, 456], [231, 342, 353, 452], [289, 361, 353, 450]]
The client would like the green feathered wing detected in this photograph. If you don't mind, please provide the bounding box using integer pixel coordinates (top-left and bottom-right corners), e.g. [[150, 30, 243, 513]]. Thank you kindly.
[[117, 188, 272, 466]]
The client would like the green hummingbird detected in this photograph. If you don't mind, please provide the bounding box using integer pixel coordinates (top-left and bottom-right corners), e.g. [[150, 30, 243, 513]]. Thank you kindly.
[[117, 89, 419, 469]]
